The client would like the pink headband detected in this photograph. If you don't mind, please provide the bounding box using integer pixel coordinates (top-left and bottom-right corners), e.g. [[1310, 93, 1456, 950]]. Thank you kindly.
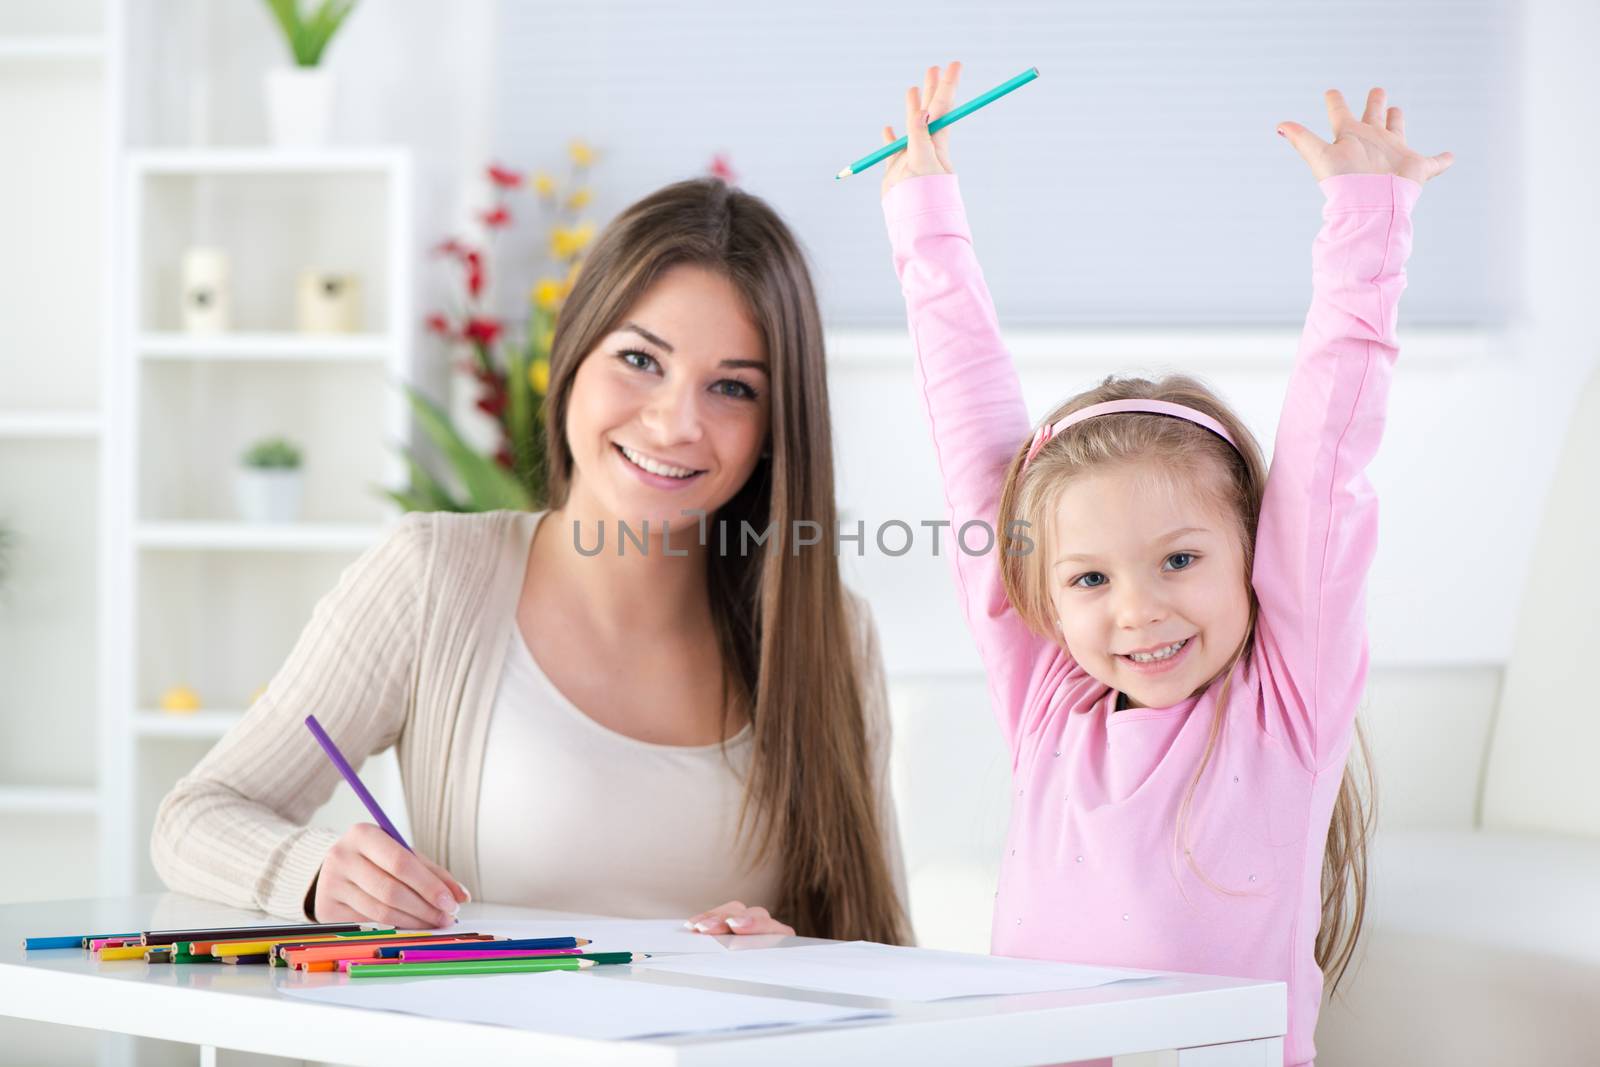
[[1022, 398, 1239, 470]]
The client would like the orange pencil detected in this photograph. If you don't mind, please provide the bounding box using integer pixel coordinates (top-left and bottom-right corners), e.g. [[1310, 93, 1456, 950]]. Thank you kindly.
[[286, 935, 496, 969]]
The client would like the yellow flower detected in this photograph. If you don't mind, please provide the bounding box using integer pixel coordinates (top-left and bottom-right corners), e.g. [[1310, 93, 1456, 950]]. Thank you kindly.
[[551, 223, 595, 260], [532, 277, 564, 311], [565, 187, 592, 211], [531, 170, 556, 198], [529, 359, 550, 394], [568, 139, 595, 167]]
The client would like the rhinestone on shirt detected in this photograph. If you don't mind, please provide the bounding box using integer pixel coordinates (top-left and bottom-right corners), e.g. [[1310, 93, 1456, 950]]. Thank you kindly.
[[1076, 856, 1084, 863], [1122, 914, 1130, 922], [1249, 874, 1257, 882]]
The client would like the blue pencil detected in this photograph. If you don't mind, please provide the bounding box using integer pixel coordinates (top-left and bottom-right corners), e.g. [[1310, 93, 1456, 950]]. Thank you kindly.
[[834, 66, 1039, 180], [23, 932, 139, 951], [375, 936, 585, 958]]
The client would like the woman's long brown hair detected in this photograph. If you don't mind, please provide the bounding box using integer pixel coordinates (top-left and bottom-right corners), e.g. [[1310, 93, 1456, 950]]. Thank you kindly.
[[995, 373, 1375, 995], [541, 178, 909, 944]]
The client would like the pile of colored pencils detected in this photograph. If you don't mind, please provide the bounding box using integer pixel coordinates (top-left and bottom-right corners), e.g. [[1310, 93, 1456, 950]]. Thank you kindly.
[[24, 922, 648, 978]]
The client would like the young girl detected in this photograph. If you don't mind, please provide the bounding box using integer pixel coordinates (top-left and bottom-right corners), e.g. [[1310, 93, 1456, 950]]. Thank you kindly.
[[877, 63, 1452, 1064]]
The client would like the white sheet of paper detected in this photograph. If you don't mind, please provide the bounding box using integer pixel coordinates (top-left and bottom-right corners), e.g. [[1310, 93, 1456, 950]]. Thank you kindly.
[[635, 941, 1153, 1001], [281, 970, 885, 1040], [459, 918, 729, 955]]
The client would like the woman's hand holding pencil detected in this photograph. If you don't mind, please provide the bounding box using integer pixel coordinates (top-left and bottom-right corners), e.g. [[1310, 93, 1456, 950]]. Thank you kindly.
[[312, 822, 470, 931], [879, 61, 964, 197]]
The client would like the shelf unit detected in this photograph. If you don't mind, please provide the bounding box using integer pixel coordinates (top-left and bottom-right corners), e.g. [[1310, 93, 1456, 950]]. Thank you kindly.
[[103, 147, 415, 896], [0, 1, 121, 879]]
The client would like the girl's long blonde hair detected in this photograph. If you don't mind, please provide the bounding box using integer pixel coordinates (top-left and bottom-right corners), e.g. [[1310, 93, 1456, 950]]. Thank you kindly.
[[541, 178, 909, 945], [996, 373, 1375, 995]]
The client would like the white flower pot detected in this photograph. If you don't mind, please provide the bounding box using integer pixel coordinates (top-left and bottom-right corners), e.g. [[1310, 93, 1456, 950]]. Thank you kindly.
[[235, 468, 304, 524], [265, 67, 334, 148]]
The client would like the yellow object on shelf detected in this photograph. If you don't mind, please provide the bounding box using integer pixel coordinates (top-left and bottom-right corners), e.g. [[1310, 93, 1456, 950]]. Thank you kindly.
[[159, 686, 201, 714]]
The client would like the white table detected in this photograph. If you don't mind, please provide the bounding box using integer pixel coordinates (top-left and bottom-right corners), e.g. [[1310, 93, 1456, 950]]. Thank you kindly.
[[1, 894, 1286, 1066]]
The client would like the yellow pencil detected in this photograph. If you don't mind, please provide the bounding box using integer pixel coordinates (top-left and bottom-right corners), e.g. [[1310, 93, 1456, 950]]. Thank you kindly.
[[96, 945, 152, 961], [205, 929, 417, 957]]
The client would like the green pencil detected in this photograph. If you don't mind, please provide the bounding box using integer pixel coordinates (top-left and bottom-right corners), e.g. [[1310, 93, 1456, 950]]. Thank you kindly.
[[835, 66, 1039, 180], [348, 957, 600, 978]]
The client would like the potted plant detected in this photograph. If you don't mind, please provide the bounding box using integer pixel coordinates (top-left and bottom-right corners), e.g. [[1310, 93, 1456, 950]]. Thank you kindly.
[[390, 146, 603, 513], [236, 437, 304, 523], [262, 0, 358, 148]]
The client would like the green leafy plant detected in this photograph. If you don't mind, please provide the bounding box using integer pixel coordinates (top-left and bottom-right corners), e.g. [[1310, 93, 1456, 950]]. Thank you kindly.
[[264, 0, 358, 67], [241, 437, 303, 470], [383, 389, 532, 513]]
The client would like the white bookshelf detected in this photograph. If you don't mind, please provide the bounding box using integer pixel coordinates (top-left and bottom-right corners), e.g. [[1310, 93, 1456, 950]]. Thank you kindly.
[[134, 709, 243, 740], [0, 412, 102, 438], [0, 786, 100, 815], [135, 521, 389, 552], [0, 0, 118, 923], [104, 146, 416, 901], [0, 37, 105, 60], [137, 331, 391, 362]]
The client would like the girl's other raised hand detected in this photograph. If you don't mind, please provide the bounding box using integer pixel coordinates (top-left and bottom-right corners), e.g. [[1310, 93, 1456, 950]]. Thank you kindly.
[[881, 61, 962, 198], [1278, 88, 1454, 185]]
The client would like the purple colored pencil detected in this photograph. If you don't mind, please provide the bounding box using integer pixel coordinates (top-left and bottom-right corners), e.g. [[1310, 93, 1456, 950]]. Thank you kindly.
[[399, 948, 582, 962], [304, 714, 411, 851]]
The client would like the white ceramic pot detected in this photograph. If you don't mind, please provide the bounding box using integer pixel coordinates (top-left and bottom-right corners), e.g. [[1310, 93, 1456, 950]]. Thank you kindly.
[[235, 468, 304, 524], [265, 67, 334, 148]]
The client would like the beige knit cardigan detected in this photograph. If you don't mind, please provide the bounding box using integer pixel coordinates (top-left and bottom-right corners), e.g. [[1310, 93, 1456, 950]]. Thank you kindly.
[[149, 509, 907, 922]]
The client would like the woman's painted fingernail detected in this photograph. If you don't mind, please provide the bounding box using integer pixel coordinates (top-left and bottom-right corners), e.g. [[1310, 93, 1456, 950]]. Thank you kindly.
[[1276, 128, 1285, 137], [682, 920, 698, 930], [693, 921, 716, 933], [726, 916, 749, 929], [436, 893, 458, 913]]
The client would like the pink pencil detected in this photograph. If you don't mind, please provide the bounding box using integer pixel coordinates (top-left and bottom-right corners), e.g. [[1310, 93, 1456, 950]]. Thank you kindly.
[[397, 948, 584, 963], [89, 937, 141, 951]]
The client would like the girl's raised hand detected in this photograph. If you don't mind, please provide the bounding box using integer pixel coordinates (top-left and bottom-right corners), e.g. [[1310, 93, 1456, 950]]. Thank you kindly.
[[881, 61, 962, 198], [1278, 88, 1454, 185]]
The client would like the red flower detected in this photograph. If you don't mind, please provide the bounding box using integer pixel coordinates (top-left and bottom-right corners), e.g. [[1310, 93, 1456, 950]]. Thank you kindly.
[[480, 206, 512, 229], [463, 317, 501, 346], [424, 313, 452, 336], [465, 250, 485, 299], [476, 392, 508, 418], [486, 163, 523, 189], [708, 153, 737, 184], [494, 445, 515, 470]]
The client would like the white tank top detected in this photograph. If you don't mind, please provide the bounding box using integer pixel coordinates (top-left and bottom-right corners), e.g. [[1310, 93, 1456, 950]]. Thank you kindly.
[[474, 626, 784, 917]]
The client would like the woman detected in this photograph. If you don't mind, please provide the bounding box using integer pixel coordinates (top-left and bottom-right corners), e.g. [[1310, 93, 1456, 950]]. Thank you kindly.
[[151, 178, 910, 945]]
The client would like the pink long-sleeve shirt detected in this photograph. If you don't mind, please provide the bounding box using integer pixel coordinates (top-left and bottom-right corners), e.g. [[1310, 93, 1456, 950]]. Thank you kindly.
[[884, 172, 1420, 1067]]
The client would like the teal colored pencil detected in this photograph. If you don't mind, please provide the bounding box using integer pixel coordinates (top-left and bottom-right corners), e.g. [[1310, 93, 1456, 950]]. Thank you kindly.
[[835, 67, 1039, 180], [348, 957, 598, 978]]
